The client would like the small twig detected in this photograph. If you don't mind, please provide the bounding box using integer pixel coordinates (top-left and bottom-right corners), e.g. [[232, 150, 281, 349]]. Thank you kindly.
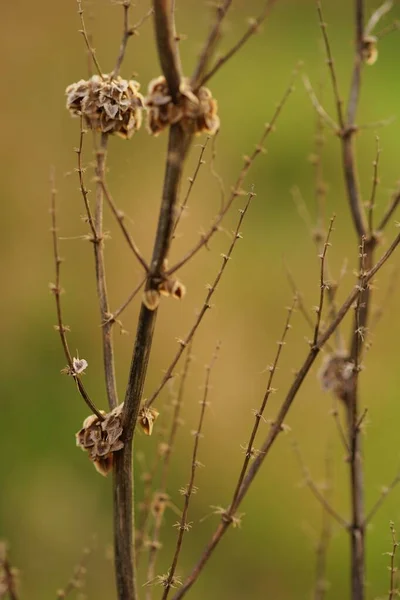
[[107, 275, 147, 323], [56, 545, 92, 599], [112, 4, 154, 79], [377, 189, 400, 233], [369, 264, 399, 332], [388, 521, 399, 600], [367, 136, 381, 236], [314, 447, 334, 600], [99, 177, 149, 272], [364, 469, 400, 525], [313, 216, 335, 347], [315, 2, 344, 129], [167, 73, 295, 276], [201, 0, 278, 87], [303, 75, 338, 132], [161, 343, 220, 600], [331, 399, 350, 453], [364, 0, 393, 37], [293, 442, 349, 530], [173, 139, 210, 238], [146, 190, 255, 409], [93, 133, 119, 411], [143, 344, 193, 584], [230, 298, 297, 512], [77, 0, 103, 77], [190, 0, 232, 89], [50, 170, 104, 420]]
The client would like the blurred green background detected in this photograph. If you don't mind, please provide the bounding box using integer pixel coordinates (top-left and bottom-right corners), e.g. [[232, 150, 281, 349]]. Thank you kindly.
[[1, 1, 400, 598]]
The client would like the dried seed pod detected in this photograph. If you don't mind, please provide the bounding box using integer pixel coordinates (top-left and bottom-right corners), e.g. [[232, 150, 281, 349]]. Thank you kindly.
[[145, 76, 220, 136], [76, 404, 124, 476], [362, 36, 378, 65], [318, 352, 355, 402], [142, 288, 161, 311], [66, 75, 144, 138], [158, 278, 186, 300], [138, 406, 160, 436]]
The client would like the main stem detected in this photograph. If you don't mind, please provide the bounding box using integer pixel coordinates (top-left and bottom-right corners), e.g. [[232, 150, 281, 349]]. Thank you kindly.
[[113, 123, 191, 600]]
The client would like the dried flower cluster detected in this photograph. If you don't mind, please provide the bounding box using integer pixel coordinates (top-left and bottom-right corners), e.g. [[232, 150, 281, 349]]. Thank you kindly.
[[362, 36, 378, 65], [138, 406, 160, 436], [143, 277, 186, 311], [76, 404, 124, 476], [318, 352, 355, 401], [66, 75, 144, 138], [145, 76, 220, 136]]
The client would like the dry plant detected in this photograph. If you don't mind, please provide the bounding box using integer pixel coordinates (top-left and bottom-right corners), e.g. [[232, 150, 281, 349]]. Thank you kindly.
[[38, 1, 400, 599]]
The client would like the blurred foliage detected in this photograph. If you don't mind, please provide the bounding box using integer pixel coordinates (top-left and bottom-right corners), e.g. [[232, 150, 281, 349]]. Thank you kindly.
[[1, 0, 400, 598]]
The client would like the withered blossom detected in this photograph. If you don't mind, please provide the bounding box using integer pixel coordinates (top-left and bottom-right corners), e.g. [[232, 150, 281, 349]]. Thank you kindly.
[[76, 404, 124, 476], [138, 406, 159, 436], [145, 76, 220, 136], [318, 351, 355, 402], [66, 75, 143, 138]]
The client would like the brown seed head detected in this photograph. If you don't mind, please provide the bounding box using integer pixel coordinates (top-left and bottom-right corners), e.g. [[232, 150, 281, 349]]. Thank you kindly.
[[318, 351, 355, 402], [66, 75, 144, 138], [76, 404, 124, 476], [145, 76, 220, 136]]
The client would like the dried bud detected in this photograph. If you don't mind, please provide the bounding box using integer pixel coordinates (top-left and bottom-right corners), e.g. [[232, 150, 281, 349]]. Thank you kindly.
[[145, 76, 220, 136], [318, 352, 355, 402], [158, 278, 186, 300], [143, 288, 161, 311], [66, 75, 143, 138], [76, 404, 124, 476], [72, 357, 88, 374], [362, 36, 378, 65], [138, 406, 159, 436]]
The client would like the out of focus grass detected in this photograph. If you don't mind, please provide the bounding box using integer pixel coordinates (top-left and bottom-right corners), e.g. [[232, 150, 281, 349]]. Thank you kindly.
[[1, 1, 400, 598]]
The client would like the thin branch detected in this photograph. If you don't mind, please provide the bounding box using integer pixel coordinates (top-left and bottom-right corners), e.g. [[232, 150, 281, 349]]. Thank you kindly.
[[293, 442, 349, 530], [367, 136, 381, 236], [314, 447, 334, 600], [303, 75, 338, 132], [200, 0, 278, 87], [377, 189, 400, 233], [161, 343, 220, 600], [56, 545, 92, 599], [77, 0, 103, 77], [144, 344, 193, 585], [190, 0, 232, 89], [364, 0, 393, 37], [171, 230, 400, 600], [230, 298, 297, 512], [364, 468, 400, 525], [315, 2, 344, 129], [99, 177, 149, 272], [112, 4, 154, 79], [167, 74, 295, 276], [313, 216, 335, 347], [93, 134, 119, 411], [316, 0, 368, 239], [146, 190, 255, 409], [173, 139, 210, 238], [388, 521, 399, 600], [107, 275, 147, 323], [50, 170, 104, 420], [331, 398, 350, 453]]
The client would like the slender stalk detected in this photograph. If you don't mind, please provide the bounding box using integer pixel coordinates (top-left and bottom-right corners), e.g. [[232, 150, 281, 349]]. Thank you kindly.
[[94, 134, 119, 411], [153, 0, 181, 101], [113, 123, 191, 600]]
